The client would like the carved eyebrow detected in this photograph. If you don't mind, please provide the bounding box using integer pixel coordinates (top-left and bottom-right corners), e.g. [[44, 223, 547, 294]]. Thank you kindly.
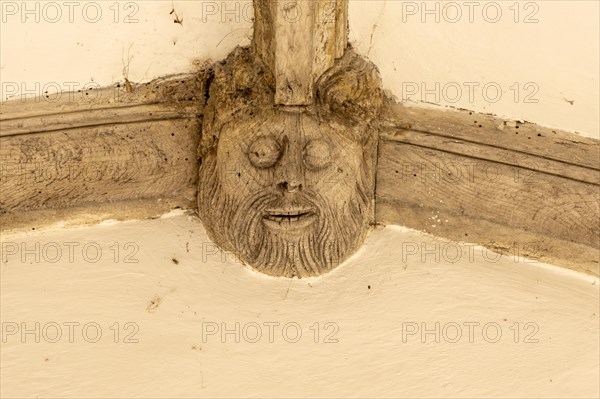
[[238, 122, 283, 149], [264, 124, 285, 137], [298, 117, 339, 145]]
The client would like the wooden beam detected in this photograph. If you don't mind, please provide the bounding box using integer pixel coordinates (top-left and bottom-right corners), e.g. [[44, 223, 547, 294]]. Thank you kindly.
[[0, 73, 207, 229], [1, 79, 598, 276], [376, 103, 599, 275], [253, 0, 348, 105]]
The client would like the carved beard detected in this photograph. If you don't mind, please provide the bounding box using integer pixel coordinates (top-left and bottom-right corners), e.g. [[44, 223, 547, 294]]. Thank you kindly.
[[198, 155, 374, 278]]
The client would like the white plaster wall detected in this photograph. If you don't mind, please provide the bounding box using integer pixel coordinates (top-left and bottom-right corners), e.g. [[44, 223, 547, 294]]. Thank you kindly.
[[1, 0, 599, 138], [0, 0, 253, 97], [1, 212, 599, 398], [349, 0, 600, 138]]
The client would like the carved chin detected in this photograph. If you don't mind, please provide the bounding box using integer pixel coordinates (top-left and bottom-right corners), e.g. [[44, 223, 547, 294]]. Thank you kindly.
[[197, 158, 373, 278]]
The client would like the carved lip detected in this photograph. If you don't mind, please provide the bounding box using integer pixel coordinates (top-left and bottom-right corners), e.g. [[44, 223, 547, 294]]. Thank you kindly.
[[262, 208, 317, 230]]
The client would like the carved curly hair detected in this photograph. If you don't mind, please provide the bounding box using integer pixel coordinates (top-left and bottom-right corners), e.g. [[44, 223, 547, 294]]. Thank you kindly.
[[199, 46, 383, 158]]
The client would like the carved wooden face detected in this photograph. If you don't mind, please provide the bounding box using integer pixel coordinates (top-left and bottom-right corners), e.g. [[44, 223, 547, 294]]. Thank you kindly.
[[220, 109, 364, 231], [198, 108, 376, 278]]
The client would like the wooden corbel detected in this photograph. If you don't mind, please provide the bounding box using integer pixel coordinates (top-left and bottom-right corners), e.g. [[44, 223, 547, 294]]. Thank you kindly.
[[196, 0, 383, 278]]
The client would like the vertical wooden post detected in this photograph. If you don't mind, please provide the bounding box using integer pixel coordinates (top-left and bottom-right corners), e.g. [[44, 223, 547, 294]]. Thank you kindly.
[[253, 0, 349, 105]]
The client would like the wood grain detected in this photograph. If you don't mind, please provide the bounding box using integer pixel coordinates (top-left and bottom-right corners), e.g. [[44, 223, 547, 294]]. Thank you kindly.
[[253, 0, 348, 105], [381, 103, 599, 170], [377, 104, 600, 275], [1, 119, 199, 210], [0, 73, 205, 227]]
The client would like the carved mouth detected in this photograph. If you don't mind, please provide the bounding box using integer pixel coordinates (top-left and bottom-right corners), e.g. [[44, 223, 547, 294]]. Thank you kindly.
[[262, 208, 317, 231]]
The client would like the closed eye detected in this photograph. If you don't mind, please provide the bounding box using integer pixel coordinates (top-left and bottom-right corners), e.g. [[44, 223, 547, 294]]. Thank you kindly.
[[304, 139, 332, 170], [248, 136, 281, 169]]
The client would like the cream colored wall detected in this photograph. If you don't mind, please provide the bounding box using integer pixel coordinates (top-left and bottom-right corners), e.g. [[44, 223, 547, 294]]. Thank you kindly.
[[0, 1, 252, 97], [350, 0, 600, 138], [1, 0, 598, 138], [1, 212, 598, 398]]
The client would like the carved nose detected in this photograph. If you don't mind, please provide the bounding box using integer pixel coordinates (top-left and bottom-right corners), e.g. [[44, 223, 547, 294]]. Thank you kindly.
[[277, 136, 304, 193], [277, 160, 304, 192], [278, 180, 302, 193]]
